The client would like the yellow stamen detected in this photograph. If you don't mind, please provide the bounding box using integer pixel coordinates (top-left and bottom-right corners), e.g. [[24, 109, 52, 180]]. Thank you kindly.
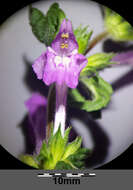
[[61, 33, 69, 38], [61, 43, 68, 49]]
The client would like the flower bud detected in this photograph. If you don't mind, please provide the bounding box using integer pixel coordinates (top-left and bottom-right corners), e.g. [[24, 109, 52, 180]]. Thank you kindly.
[[104, 7, 133, 41]]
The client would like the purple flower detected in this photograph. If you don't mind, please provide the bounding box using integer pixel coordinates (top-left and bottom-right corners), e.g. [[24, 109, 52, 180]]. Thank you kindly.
[[32, 19, 87, 89], [112, 50, 133, 66], [25, 93, 47, 154], [32, 19, 88, 137]]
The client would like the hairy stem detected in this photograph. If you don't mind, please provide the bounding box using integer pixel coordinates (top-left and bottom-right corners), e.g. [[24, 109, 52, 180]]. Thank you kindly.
[[84, 30, 109, 55], [46, 84, 55, 142]]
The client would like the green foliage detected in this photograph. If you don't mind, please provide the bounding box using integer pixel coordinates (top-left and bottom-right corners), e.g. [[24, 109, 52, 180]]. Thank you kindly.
[[20, 126, 90, 170], [19, 155, 38, 168], [41, 126, 90, 169], [61, 136, 82, 160], [80, 53, 116, 77], [55, 161, 74, 169], [104, 7, 133, 41], [69, 74, 113, 112], [47, 125, 68, 168], [29, 3, 66, 46], [55, 147, 90, 169], [74, 25, 92, 54], [67, 148, 90, 169]]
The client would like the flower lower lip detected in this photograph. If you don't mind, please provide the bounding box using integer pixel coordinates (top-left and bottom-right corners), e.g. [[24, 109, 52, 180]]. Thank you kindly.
[[54, 55, 71, 67]]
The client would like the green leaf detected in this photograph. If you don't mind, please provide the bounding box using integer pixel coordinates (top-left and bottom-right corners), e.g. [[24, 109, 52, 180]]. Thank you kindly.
[[69, 87, 86, 103], [29, 6, 47, 43], [36, 125, 76, 170], [29, 3, 66, 46], [69, 74, 113, 112], [48, 125, 67, 166], [80, 76, 113, 111], [80, 53, 116, 77], [46, 3, 66, 39], [62, 147, 90, 169], [74, 25, 92, 54], [19, 155, 38, 168], [55, 161, 74, 169], [63, 126, 72, 146], [71, 148, 91, 160], [80, 67, 97, 78], [104, 7, 133, 41], [36, 126, 66, 170], [36, 140, 49, 162], [62, 136, 82, 160], [20, 126, 91, 170], [19, 126, 90, 170]]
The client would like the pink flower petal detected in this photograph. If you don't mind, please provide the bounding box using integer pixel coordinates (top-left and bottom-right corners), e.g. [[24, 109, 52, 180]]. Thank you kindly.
[[32, 52, 46, 79]]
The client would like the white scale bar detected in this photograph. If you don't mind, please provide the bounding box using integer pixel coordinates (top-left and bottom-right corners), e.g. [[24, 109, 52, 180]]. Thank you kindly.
[[38, 173, 62, 177], [66, 173, 84, 177], [37, 173, 96, 177], [38, 173, 52, 177], [89, 173, 96, 176]]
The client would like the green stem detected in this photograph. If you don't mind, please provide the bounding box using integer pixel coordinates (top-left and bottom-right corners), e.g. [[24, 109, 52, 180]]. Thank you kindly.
[[84, 30, 109, 55], [46, 84, 56, 143]]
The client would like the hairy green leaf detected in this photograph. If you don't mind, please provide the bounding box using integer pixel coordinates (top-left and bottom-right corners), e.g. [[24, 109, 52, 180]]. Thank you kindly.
[[62, 136, 82, 160], [63, 126, 72, 146], [55, 161, 74, 169], [55, 147, 90, 169], [48, 125, 66, 164], [69, 75, 113, 112], [74, 25, 92, 54], [19, 155, 38, 168], [22, 126, 90, 170], [36, 140, 49, 162], [80, 53, 116, 77], [62, 148, 90, 169], [29, 3, 66, 46]]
